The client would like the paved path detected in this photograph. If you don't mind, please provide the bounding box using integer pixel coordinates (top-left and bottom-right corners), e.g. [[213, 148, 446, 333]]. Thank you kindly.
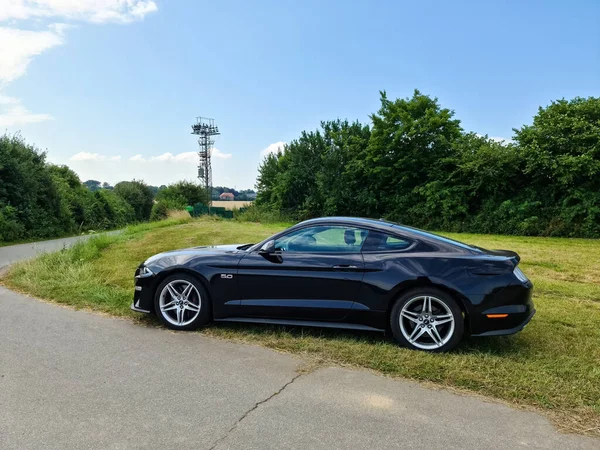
[[0, 239, 598, 449], [0, 232, 119, 271]]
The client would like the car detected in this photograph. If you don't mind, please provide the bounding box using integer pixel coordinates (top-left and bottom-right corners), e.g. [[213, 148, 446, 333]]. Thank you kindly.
[[131, 217, 535, 352]]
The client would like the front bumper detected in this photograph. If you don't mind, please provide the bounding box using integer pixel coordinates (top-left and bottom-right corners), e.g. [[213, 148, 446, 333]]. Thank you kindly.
[[130, 265, 158, 314], [130, 300, 151, 314]]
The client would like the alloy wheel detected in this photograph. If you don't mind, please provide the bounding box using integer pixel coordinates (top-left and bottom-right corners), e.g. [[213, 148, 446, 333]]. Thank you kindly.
[[399, 295, 455, 350], [158, 280, 202, 327]]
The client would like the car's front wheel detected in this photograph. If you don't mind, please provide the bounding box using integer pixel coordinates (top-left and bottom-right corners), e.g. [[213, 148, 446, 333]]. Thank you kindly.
[[154, 273, 211, 331], [390, 288, 464, 352]]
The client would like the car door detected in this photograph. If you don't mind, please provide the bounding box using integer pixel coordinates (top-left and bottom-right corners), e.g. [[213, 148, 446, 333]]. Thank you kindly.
[[236, 225, 368, 321]]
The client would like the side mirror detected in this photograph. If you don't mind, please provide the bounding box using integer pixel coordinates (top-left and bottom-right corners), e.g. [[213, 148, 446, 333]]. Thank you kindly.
[[259, 240, 276, 254]]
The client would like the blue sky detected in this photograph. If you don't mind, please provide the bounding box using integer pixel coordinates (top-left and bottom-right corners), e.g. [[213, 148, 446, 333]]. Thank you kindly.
[[1, 0, 598, 189]]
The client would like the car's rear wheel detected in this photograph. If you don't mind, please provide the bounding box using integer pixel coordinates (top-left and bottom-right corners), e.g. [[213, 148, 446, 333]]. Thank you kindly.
[[390, 288, 463, 352], [154, 273, 211, 331]]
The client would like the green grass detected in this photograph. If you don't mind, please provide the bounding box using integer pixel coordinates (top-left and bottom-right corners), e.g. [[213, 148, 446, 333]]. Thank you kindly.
[[3, 217, 600, 436]]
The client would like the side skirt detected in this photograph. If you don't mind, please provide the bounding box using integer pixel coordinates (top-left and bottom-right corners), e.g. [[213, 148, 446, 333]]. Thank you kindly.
[[213, 317, 385, 332]]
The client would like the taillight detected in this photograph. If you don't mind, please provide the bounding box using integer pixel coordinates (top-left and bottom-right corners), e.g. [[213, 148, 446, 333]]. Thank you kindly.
[[513, 267, 529, 283]]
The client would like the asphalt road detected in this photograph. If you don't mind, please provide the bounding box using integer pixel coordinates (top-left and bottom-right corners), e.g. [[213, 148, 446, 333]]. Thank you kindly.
[[0, 238, 598, 449], [0, 232, 120, 271]]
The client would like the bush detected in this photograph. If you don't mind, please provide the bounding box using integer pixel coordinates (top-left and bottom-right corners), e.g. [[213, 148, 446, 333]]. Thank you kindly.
[[0, 134, 151, 243], [156, 181, 208, 207], [0, 206, 24, 242], [150, 202, 169, 221], [113, 180, 154, 222], [99, 190, 136, 227], [235, 204, 293, 223], [0, 135, 71, 241]]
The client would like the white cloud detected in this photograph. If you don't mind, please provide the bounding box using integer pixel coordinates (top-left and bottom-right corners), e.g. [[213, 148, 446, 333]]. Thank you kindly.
[[150, 152, 195, 163], [212, 148, 232, 159], [70, 151, 105, 161], [0, 1, 158, 24], [74, 151, 230, 164], [67, 149, 237, 188], [149, 149, 232, 163], [0, 94, 53, 126], [0, 26, 65, 85], [0, 1, 158, 127], [476, 134, 513, 145], [261, 141, 286, 157], [150, 152, 176, 162], [69, 151, 121, 161]]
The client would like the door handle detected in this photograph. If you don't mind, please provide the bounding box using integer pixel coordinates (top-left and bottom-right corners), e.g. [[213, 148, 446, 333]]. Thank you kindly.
[[332, 265, 358, 269]]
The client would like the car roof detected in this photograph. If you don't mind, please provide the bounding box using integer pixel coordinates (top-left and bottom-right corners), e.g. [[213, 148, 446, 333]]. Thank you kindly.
[[297, 216, 396, 229], [294, 217, 480, 253]]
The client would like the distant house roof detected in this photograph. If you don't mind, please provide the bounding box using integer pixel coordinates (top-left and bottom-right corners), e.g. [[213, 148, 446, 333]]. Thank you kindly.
[[219, 192, 235, 200]]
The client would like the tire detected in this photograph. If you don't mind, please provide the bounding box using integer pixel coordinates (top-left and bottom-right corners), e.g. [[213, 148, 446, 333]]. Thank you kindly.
[[154, 273, 211, 331], [390, 287, 464, 352]]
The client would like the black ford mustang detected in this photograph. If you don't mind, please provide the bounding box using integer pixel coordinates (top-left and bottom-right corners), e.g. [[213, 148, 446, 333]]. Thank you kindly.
[[131, 217, 534, 352]]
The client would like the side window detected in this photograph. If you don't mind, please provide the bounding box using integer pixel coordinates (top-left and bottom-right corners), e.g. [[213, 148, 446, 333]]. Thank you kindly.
[[362, 231, 412, 252], [274, 226, 369, 253]]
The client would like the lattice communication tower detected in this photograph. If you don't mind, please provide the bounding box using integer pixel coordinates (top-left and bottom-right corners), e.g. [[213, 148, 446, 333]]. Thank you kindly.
[[191, 117, 220, 208]]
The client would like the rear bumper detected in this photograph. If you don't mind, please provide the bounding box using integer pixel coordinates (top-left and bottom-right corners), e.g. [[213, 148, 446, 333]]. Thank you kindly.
[[471, 308, 536, 337], [469, 282, 535, 336]]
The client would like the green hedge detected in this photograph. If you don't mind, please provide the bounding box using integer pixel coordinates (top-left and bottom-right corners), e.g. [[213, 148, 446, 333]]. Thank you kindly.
[[255, 92, 600, 237], [0, 134, 151, 242]]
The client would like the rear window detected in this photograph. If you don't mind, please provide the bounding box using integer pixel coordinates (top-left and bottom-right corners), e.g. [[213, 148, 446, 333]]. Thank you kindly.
[[362, 231, 412, 252], [392, 225, 482, 252]]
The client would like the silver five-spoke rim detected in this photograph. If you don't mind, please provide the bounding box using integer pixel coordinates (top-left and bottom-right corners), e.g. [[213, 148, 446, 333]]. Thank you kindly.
[[399, 296, 455, 350], [159, 280, 201, 327]]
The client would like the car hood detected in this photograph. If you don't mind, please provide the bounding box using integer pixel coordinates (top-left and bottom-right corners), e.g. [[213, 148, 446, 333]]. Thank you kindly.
[[144, 244, 249, 265]]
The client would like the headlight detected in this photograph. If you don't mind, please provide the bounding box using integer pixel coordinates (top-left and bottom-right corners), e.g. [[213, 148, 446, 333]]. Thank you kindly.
[[513, 267, 529, 283], [136, 265, 155, 279]]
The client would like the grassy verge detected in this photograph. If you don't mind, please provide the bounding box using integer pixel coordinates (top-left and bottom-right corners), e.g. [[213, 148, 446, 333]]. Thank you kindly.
[[3, 217, 600, 436]]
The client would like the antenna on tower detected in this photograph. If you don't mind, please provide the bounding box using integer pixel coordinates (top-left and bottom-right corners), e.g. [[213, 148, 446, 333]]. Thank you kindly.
[[191, 117, 220, 210]]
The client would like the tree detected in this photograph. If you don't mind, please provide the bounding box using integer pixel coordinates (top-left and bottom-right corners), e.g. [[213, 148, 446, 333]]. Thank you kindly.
[[411, 133, 522, 232], [252, 91, 600, 236], [255, 151, 284, 207], [514, 96, 600, 193], [96, 189, 136, 228], [366, 90, 463, 222], [0, 134, 69, 240], [83, 180, 102, 191], [513, 96, 600, 236], [113, 180, 154, 222], [156, 181, 208, 207], [318, 119, 371, 216]]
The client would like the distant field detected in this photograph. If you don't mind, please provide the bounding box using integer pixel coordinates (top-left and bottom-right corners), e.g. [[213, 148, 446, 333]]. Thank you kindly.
[[212, 200, 253, 210], [3, 217, 600, 436]]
